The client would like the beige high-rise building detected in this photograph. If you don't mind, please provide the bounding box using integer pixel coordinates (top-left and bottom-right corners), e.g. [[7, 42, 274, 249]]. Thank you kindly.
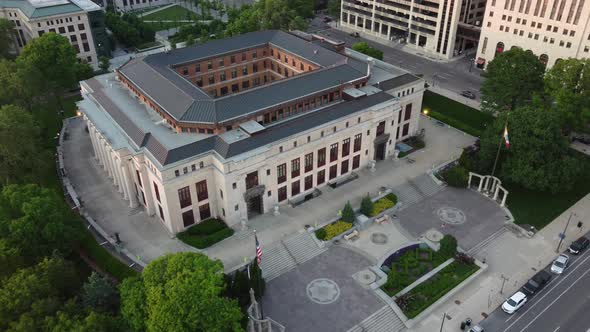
[[476, 0, 590, 68], [339, 0, 486, 59], [0, 0, 110, 67]]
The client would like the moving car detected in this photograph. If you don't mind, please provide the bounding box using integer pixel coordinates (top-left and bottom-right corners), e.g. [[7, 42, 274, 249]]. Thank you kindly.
[[568, 236, 590, 254], [551, 254, 570, 274], [460, 90, 476, 99], [521, 270, 552, 296], [502, 291, 527, 314]]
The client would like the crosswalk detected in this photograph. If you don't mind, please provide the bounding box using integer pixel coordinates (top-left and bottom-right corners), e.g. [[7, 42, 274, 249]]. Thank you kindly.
[[347, 306, 406, 332]]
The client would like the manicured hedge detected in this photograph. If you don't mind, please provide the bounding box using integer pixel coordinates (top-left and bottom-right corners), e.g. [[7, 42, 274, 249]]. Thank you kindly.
[[315, 221, 352, 241], [370, 194, 397, 217], [177, 218, 235, 249]]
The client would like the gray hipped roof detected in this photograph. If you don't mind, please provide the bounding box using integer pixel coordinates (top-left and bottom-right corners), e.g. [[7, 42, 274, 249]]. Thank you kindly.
[[117, 30, 367, 124]]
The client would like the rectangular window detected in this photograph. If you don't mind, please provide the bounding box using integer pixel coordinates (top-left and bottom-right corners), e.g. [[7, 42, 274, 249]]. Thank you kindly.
[[317, 148, 326, 167], [352, 155, 360, 169], [305, 175, 313, 190], [199, 203, 211, 220], [219, 59, 225, 67], [354, 133, 362, 152], [329, 165, 338, 180], [342, 138, 350, 157], [278, 186, 287, 201], [231, 68, 237, 79], [404, 104, 412, 120], [376, 121, 386, 136], [78, 23, 85, 30], [196, 180, 208, 201], [83, 42, 90, 52], [277, 163, 287, 183], [341, 160, 349, 175], [153, 182, 161, 202], [68, 25, 74, 32], [317, 170, 325, 185], [246, 171, 259, 189], [330, 143, 338, 162], [402, 123, 410, 136], [182, 210, 195, 227], [305, 153, 313, 172], [291, 158, 300, 178], [291, 180, 300, 196], [230, 55, 236, 63], [178, 186, 192, 208]]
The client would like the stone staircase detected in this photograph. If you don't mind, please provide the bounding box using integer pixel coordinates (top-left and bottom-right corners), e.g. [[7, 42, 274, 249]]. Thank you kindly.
[[467, 226, 509, 257], [392, 174, 444, 210], [261, 232, 327, 281], [347, 306, 406, 332]]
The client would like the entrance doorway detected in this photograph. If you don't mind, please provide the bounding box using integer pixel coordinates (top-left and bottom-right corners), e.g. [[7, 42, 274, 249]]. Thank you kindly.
[[247, 195, 263, 219], [374, 142, 386, 161]]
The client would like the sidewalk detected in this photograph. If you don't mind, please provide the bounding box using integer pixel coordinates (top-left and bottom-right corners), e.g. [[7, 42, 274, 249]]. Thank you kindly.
[[427, 86, 482, 111], [408, 192, 590, 332]]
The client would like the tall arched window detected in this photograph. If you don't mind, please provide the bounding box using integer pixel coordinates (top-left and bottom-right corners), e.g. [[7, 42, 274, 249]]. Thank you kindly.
[[539, 54, 549, 67], [495, 42, 505, 57]]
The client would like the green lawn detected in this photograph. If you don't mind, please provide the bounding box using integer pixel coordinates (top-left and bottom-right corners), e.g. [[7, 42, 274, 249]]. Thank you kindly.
[[422, 90, 494, 137], [177, 218, 235, 249], [137, 40, 162, 50], [506, 151, 590, 229], [78, 229, 139, 281], [142, 5, 197, 21]]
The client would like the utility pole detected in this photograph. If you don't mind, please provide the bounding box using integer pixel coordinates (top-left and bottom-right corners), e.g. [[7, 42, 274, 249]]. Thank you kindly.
[[556, 212, 574, 253], [439, 312, 447, 332]]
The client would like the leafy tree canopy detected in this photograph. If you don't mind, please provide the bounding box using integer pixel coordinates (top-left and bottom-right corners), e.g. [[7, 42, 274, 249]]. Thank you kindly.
[[479, 106, 581, 192], [545, 58, 590, 133], [0, 18, 15, 59], [352, 42, 384, 60], [480, 47, 545, 112], [120, 252, 243, 332]]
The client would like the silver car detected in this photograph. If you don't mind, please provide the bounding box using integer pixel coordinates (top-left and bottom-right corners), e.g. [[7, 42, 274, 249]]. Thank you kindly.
[[551, 254, 569, 274]]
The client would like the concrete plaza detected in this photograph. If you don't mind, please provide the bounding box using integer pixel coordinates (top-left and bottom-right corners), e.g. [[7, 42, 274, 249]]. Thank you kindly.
[[63, 115, 475, 271]]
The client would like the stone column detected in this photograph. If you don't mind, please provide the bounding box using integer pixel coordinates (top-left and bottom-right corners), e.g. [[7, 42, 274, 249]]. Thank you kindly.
[[477, 176, 484, 192], [115, 158, 128, 199], [493, 183, 500, 201], [88, 127, 101, 162], [122, 160, 139, 208], [501, 190, 508, 207], [468, 173, 472, 188]]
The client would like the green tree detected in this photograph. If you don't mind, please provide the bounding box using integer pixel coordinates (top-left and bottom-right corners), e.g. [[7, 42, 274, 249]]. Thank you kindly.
[[0, 18, 15, 58], [0, 105, 51, 184], [288, 15, 308, 31], [75, 61, 95, 81], [544, 58, 590, 133], [327, 0, 341, 17], [341, 201, 355, 223], [98, 56, 110, 72], [352, 42, 384, 60], [0, 60, 30, 108], [479, 106, 580, 193], [82, 272, 119, 313], [480, 47, 545, 112], [439, 235, 457, 258], [0, 184, 82, 259], [119, 252, 243, 332], [360, 194, 374, 216], [441, 165, 469, 187]]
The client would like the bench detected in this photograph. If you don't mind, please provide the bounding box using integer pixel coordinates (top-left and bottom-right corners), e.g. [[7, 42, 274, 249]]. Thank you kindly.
[[375, 214, 389, 224], [344, 230, 359, 241]]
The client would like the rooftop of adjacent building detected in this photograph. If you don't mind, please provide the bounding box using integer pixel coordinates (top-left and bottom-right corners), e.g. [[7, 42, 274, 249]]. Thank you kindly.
[[0, 0, 99, 18]]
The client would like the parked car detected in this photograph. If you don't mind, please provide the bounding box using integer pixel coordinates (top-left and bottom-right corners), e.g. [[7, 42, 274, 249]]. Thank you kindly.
[[460, 90, 476, 99], [468, 326, 484, 332], [350, 32, 360, 38], [568, 236, 590, 254], [502, 291, 528, 314], [551, 254, 570, 274], [322, 16, 332, 23], [521, 270, 552, 296]]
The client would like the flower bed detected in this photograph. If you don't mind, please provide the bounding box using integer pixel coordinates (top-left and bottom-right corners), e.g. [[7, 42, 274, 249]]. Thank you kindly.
[[396, 260, 479, 318], [315, 221, 353, 241], [370, 193, 398, 217], [177, 218, 234, 249], [381, 247, 450, 296]]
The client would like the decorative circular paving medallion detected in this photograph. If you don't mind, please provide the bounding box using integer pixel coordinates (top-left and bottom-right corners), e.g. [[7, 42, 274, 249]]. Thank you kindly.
[[306, 278, 341, 304], [436, 207, 466, 225], [371, 232, 388, 245]]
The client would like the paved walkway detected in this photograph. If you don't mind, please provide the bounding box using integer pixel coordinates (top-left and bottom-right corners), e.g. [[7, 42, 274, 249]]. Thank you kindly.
[[63, 115, 475, 271], [407, 193, 590, 332]]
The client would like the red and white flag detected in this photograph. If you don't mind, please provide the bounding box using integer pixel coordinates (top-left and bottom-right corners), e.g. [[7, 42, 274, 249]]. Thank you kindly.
[[255, 231, 262, 265], [503, 126, 510, 149]]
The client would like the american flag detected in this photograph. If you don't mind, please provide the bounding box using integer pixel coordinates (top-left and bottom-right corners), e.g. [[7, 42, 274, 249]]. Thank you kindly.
[[255, 231, 263, 265]]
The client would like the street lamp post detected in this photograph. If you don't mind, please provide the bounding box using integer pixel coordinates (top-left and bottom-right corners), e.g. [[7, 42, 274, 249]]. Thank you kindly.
[[556, 212, 574, 252], [439, 312, 447, 332], [469, 57, 474, 72]]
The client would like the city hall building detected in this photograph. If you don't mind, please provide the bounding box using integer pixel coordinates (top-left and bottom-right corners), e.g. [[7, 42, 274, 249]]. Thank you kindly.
[[79, 30, 424, 235]]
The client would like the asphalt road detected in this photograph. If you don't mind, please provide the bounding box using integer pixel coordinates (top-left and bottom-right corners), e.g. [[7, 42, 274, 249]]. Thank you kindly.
[[479, 236, 590, 332], [309, 23, 484, 99]]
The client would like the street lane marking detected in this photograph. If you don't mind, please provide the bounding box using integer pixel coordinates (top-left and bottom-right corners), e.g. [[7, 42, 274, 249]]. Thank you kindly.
[[553, 327, 560, 332], [501, 250, 590, 332], [521, 268, 590, 332]]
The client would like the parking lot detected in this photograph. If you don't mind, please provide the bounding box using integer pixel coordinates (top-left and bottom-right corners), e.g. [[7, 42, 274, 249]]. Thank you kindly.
[[479, 231, 590, 332]]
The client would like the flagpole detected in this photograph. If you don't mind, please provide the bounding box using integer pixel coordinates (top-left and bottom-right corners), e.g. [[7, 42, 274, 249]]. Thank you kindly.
[[491, 119, 508, 178], [253, 229, 264, 320]]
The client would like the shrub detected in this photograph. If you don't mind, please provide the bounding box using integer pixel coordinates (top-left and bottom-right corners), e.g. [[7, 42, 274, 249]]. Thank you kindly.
[[371, 197, 395, 216], [385, 193, 398, 205], [455, 252, 475, 265], [323, 221, 353, 240], [342, 201, 355, 223], [185, 218, 227, 236], [315, 228, 327, 241], [352, 42, 384, 60], [360, 194, 374, 216], [439, 235, 458, 258], [441, 165, 469, 187]]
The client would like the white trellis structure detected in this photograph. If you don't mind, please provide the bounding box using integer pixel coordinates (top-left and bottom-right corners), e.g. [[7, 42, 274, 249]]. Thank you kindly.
[[468, 172, 509, 207]]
